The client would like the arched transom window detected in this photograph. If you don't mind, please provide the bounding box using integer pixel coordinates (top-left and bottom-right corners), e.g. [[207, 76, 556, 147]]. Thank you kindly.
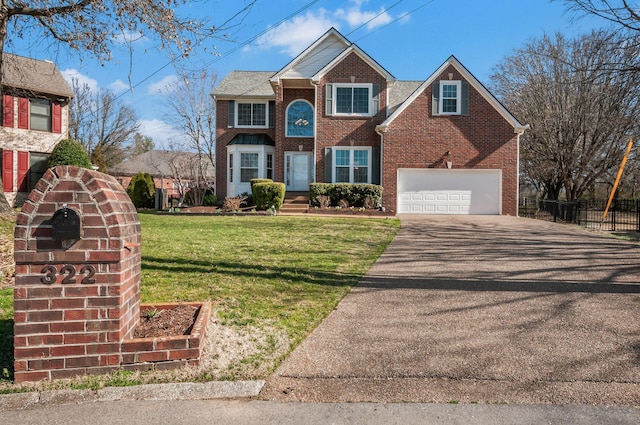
[[286, 100, 314, 137]]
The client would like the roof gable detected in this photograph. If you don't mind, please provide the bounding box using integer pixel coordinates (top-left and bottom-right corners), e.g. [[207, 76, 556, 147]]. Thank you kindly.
[[311, 43, 395, 83], [378, 56, 526, 133], [271, 28, 351, 83], [271, 27, 395, 84], [2, 53, 73, 99]]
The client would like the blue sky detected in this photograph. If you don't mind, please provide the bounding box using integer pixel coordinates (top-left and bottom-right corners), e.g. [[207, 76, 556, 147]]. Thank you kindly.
[[11, 0, 605, 147]]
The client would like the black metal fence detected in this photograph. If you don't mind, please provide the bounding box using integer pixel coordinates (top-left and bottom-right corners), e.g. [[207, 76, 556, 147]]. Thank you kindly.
[[519, 198, 640, 232]]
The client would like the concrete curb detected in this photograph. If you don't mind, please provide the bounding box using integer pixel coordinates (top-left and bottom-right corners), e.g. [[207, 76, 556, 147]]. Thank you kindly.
[[0, 380, 265, 411]]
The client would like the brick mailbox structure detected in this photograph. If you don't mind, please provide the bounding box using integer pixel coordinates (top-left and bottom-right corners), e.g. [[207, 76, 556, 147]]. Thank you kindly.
[[13, 165, 209, 382]]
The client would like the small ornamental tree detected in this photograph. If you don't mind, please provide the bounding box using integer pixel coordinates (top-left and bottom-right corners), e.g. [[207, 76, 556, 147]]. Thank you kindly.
[[127, 172, 156, 209], [47, 139, 92, 169]]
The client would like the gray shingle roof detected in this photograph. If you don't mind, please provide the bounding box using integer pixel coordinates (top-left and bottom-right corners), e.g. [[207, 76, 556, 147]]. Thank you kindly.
[[211, 71, 275, 99], [108, 150, 215, 178], [388, 81, 422, 115], [1, 53, 73, 98]]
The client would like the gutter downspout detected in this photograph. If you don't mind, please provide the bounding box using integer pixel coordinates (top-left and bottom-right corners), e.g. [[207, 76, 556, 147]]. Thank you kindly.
[[311, 80, 320, 184], [375, 124, 388, 210], [515, 125, 529, 217]]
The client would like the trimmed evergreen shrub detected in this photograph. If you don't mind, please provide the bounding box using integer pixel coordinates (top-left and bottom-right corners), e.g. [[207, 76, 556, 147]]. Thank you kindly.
[[47, 139, 92, 169], [309, 183, 383, 208], [127, 172, 156, 208], [250, 178, 272, 195], [253, 182, 286, 210]]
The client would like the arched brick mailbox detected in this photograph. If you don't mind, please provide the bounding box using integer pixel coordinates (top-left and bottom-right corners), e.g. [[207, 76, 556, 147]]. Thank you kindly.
[[13, 166, 209, 382]]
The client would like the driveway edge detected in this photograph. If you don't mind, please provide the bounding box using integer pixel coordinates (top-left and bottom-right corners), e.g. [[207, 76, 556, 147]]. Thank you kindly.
[[0, 380, 265, 410]]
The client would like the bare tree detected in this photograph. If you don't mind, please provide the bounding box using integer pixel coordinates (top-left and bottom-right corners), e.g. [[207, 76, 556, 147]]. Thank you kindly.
[[491, 30, 640, 200], [164, 71, 217, 164], [163, 70, 217, 194], [165, 151, 214, 206], [0, 1, 219, 80], [562, 0, 640, 31], [68, 78, 140, 170]]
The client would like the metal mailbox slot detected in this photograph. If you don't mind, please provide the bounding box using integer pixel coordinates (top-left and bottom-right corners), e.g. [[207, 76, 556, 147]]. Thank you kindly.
[[51, 207, 81, 240]]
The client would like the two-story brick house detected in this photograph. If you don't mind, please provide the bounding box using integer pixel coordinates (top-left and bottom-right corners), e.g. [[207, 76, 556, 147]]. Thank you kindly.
[[1, 53, 73, 207], [213, 28, 527, 215]]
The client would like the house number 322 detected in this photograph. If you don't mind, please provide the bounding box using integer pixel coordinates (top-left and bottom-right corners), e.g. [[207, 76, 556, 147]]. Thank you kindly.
[[40, 265, 97, 284]]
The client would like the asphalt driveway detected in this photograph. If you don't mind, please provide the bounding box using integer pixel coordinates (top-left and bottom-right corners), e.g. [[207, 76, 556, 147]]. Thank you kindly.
[[260, 215, 640, 405]]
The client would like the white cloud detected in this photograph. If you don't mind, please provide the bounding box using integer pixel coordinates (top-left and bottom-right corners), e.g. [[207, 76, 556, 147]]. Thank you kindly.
[[147, 75, 179, 95], [113, 30, 147, 45], [138, 119, 182, 148], [61, 69, 99, 92], [254, 9, 338, 56], [108, 79, 130, 93], [253, 0, 397, 57], [335, 0, 392, 30]]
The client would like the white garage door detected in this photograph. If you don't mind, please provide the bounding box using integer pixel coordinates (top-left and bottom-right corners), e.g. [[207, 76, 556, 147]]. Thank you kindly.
[[397, 169, 501, 214]]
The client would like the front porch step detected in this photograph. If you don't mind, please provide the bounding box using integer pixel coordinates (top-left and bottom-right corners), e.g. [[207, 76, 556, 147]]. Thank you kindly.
[[281, 193, 310, 213]]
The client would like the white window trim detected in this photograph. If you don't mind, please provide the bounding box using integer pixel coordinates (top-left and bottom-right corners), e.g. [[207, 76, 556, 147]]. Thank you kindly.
[[332, 147, 372, 183], [285, 99, 314, 138], [239, 151, 260, 183], [438, 80, 462, 115], [332, 83, 373, 117], [235, 100, 269, 128]]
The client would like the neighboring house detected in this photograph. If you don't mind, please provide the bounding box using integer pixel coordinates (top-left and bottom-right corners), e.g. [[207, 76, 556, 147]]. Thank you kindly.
[[0, 53, 73, 206], [213, 28, 527, 215], [108, 149, 215, 205]]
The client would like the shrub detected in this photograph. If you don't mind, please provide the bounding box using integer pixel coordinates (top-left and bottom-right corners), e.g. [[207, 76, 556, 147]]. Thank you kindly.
[[222, 196, 245, 211], [47, 139, 92, 169], [203, 193, 217, 206], [127, 172, 156, 208], [253, 182, 286, 210], [309, 183, 383, 208], [250, 178, 272, 195]]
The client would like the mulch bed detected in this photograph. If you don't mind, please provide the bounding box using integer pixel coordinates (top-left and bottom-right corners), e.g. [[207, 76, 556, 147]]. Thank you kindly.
[[134, 304, 199, 338]]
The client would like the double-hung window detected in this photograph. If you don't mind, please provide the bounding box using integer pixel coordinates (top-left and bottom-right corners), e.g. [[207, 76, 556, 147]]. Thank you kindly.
[[240, 152, 259, 183], [333, 148, 371, 183], [30, 99, 52, 131], [332, 83, 372, 116], [439, 81, 461, 115], [236, 102, 267, 127]]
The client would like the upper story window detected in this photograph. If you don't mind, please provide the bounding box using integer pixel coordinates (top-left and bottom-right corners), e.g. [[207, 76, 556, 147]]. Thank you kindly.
[[432, 80, 469, 116], [237, 102, 267, 127], [30, 99, 52, 131], [326, 83, 378, 117], [228, 100, 274, 129], [3, 95, 61, 133], [440, 81, 460, 114], [286, 100, 314, 137]]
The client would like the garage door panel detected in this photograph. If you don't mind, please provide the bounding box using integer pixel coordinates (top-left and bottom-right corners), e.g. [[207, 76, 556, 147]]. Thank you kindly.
[[397, 169, 501, 215]]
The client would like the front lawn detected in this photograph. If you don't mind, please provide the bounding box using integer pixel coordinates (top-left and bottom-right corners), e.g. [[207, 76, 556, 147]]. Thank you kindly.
[[0, 213, 399, 390]]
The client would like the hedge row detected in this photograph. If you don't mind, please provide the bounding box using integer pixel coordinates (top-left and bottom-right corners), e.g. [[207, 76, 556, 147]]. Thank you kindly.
[[309, 183, 382, 208]]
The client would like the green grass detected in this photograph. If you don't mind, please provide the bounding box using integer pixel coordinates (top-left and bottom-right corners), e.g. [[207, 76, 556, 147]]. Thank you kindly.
[[138, 214, 398, 343], [0, 213, 399, 390]]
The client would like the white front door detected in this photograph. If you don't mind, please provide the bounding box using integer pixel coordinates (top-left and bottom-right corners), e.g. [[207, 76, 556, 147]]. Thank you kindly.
[[285, 152, 311, 191]]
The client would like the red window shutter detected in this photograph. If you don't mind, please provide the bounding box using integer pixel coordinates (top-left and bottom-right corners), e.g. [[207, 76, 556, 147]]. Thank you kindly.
[[17, 151, 29, 192], [3, 95, 13, 127], [18, 98, 29, 129], [52, 102, 62, 133], [2, 150, 13, 192]]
